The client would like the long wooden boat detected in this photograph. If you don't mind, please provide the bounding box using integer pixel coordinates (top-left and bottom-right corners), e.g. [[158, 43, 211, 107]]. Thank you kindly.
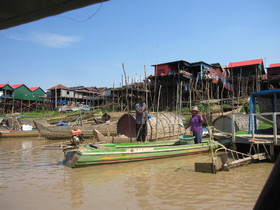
[[0, 129, 40, 138], [34, 120, 116, 139], [46, 112, 95, 124], [63, 138, 218, 168]]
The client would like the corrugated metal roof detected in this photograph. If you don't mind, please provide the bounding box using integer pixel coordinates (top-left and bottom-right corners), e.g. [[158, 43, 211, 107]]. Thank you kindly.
[[11, 84, 25, 89], [269, 63, 280, 68], [152, 60, 191, 67], [48, 84, 71, 90], [191, 61, 211, 67], [29, 87, 40, 91], [227, 59, 263, 68], [0, 83, 8, 88]]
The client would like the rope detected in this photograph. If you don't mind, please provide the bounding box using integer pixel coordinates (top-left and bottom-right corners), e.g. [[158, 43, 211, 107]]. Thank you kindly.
[[209, 126, 232, 136], [59, 3, 103, 22]]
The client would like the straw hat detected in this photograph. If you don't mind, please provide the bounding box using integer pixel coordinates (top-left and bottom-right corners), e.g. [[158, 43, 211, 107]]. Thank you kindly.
[[190, 106, 199, 112]]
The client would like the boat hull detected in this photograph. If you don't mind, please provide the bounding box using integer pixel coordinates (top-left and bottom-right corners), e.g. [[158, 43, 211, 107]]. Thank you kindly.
[[0, 129, 39, 138], [64, 141, 216, 168], [34, 120, 117, 139]]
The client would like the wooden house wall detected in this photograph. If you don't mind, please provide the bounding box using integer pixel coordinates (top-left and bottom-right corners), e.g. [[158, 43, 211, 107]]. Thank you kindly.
[[155, 64, 172, 76], [13, 85, 33, 100], [74, 91, 83, 99], [32, 88, 45, 101], [0, 84, 13, 91], [0, 84, 14, 97], [229, 65, 261, 77], [267, 67, 280, 81], [60, 89, 74, 98]]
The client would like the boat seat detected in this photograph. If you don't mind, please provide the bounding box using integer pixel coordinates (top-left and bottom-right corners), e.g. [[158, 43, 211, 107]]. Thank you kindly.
[[93, 128, 136, 143], [93, 129, 113, 143], [89, 143, 108, 150]]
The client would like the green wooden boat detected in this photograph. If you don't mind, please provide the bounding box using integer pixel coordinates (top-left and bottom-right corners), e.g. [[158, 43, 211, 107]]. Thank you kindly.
[[63, 136, 218, 168]]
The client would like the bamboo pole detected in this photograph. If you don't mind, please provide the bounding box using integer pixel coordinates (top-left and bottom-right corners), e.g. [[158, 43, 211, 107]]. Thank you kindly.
[[3, 87, 7, 114], [122, 63, 133, 142], [55, 86, 57, 108], [112, 83, 115, 111], [144, 65, 148, 107], [178, 81, 183, 137], [173, 79, 179, 137], [120, 75, 123, 111], [153, 66, 158, 112], [156, 85, 162, 141], [122, 63, 129, 111], [230, 66, 234, 113]]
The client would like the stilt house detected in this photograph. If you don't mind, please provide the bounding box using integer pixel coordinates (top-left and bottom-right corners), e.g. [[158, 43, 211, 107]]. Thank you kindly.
[[267, 63, 280, 88], [226, 59, 266, 96]]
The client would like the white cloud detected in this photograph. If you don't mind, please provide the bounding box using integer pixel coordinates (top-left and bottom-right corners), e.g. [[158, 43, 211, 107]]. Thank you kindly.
[[5, 31, 81, 48]]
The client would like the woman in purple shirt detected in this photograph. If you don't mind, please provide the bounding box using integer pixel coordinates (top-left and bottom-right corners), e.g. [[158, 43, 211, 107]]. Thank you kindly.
[[188, 106, 204, 144]]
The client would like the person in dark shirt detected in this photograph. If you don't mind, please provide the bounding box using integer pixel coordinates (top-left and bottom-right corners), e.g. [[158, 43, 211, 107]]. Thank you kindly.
[[135, 97, 147, 142]]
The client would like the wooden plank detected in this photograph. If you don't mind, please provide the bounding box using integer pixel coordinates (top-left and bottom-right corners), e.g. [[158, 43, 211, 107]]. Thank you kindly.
[[249, 139, 274, 144], [195, 162, 216, 174], [238, 134, 280, 139]]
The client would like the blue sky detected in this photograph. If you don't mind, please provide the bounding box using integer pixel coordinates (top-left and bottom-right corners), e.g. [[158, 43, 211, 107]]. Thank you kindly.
[[0, 0, 279, 91]]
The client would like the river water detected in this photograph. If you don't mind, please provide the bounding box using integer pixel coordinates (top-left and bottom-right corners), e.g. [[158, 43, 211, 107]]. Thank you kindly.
[[0, 137, 273, 210]]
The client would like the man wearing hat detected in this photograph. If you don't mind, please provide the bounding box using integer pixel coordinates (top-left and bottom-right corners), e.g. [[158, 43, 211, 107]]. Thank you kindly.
[[188, 106, 204, 144]]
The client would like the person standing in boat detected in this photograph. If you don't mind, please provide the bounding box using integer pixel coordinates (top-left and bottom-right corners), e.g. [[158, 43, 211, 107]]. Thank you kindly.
[[135, 97, 147, 142], [188, 106, 204, 144]]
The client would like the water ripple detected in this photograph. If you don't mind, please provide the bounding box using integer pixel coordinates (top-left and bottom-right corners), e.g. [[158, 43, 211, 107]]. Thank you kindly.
[[0, 138, 273, 210]]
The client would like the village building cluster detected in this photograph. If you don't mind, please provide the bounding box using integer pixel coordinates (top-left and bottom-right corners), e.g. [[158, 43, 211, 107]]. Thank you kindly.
[[0, 84, 46, 113], [1, 58, 280, 114], [47, 84, 110, 108]]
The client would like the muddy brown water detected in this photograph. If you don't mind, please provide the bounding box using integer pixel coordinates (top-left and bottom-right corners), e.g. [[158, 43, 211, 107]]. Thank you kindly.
[[0, 137, 273, 210]]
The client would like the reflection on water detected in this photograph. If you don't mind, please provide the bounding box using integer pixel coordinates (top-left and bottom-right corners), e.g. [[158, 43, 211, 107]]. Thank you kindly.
[[0, 137, 273, 210]]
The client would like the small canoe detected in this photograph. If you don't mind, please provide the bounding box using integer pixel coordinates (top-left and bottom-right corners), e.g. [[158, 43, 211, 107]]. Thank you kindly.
[[0, 129, 40, 138], [63, 137, 218, 168]]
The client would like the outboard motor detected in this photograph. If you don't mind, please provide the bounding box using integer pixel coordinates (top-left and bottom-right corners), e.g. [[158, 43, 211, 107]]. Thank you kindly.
[[70, 129, 84, 146]]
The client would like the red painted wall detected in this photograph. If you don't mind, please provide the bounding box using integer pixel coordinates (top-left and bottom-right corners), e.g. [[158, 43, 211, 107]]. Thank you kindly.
[[154, 64, 171, 76]]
